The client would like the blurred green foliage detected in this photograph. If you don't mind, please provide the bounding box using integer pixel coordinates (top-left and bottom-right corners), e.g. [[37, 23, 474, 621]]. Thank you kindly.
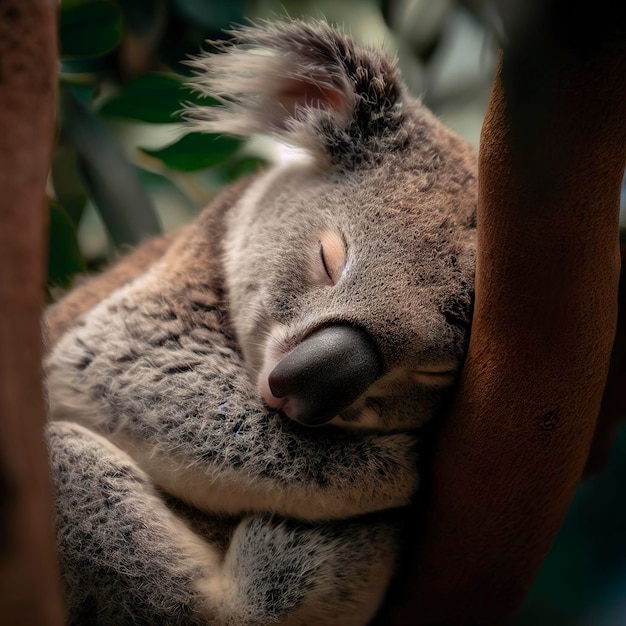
[[51, 0, 265, 287], [48, 202, 86, 286], [99, 73, 208, 122], [140, 134, 243, 172], [60, 0, 123, 59]]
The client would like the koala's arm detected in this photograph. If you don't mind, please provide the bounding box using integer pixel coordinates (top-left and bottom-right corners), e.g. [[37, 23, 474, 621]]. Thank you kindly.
[[50, 420, 399, 626]]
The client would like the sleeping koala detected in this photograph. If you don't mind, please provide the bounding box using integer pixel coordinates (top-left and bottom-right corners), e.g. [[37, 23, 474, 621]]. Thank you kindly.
[[45, 19, 477, 625]]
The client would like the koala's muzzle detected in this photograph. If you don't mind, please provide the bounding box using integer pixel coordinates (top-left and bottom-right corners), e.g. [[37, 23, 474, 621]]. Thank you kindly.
[[268, 326, 382, 427]]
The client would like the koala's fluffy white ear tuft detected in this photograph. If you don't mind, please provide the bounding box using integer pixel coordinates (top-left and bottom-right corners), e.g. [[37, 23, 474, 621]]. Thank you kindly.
[[184, 20, 407, 167]]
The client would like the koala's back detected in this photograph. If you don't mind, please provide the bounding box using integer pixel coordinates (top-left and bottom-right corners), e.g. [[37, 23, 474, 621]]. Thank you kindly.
[[44, 179, 252, 350]]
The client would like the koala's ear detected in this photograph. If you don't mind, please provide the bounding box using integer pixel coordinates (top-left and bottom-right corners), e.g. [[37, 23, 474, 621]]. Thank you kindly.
[[185, 20, 407, 166]]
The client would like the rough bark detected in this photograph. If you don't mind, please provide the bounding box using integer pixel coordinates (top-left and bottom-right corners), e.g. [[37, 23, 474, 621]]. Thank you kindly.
[[0, 2, 64, 624], [386, 19, 626, 626]]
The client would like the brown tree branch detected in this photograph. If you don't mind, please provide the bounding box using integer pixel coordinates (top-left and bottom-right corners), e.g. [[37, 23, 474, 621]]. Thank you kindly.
[[386, 20, 626, 626], [0, 1, 64, 624]]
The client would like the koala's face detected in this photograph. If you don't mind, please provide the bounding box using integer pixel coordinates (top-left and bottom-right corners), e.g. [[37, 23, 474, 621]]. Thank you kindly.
[[224, 130, 476, 431], [189, 20, 477, 431]]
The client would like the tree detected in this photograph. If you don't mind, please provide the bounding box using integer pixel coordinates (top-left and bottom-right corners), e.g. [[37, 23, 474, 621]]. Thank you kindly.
[[0, 1, 65, 625], [386, 1, 626, 622]]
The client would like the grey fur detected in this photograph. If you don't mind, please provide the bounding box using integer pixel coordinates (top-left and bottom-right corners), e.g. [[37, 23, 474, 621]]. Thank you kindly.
[[46, 19, 477, 625]]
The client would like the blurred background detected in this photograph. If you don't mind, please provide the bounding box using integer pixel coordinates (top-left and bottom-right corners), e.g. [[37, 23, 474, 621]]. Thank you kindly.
[[52, 1, 626, 623]]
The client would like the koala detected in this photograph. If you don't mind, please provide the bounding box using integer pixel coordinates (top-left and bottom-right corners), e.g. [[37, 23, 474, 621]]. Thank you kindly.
[[45, 19, 477, 626]]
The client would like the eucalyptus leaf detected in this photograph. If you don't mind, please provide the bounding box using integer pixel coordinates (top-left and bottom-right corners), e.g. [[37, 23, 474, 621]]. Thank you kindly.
[[48, 202, 86, 288], [173, 0, 245, 31], [99, 73, 216, 123], [60, 57, 112, 75], [62, 88, 162, 247], [60, 0, 123, 59], [140, 133, 242, 172], [67, 83, 98, 106], [218, 155, 269, 183], [51, 143, 88, 225]]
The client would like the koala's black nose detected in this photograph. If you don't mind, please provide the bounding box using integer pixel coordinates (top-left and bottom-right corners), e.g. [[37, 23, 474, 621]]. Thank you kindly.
[[268, 325, 382, 427]]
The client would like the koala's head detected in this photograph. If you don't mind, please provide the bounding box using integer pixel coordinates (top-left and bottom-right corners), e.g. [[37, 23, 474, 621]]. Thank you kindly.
[[187, 20, 477, 432]]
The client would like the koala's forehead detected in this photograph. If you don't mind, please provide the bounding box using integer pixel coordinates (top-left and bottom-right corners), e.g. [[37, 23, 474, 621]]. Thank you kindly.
[[255, 159, 476, 242]]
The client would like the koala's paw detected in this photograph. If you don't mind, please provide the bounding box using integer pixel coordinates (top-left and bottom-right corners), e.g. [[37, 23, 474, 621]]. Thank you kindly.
[[220, 514, 403, 626], [48, 421, 404, 626], [48, 421, 222, 625]]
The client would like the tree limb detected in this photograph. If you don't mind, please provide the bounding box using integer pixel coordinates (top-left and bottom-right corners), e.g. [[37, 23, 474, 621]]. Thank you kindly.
[[0, 1, 64, 624], [387, 10, 626, 625]]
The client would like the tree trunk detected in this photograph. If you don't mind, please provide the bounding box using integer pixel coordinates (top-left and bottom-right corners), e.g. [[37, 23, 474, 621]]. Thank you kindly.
[[386, 10, 626, 625], [0, 2, 64, 624]]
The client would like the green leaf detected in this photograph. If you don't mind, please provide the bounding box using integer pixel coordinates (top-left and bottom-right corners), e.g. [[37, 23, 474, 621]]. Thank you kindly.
[[48, 202, 86, 287], [61, 88, 162, 246], [66, 83, 98, 106], [173, 0, 245, 31], [60, 0, 123, 59], [60, 57, 112, 74], [99, 73, 216, 123], [51, 143, 88, 225], [218, 155, 269, 183], [140, 133, 242, 171]]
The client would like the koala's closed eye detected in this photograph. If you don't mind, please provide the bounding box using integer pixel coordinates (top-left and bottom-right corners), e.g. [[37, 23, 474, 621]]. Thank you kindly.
[[313, 230, 346, 286]]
